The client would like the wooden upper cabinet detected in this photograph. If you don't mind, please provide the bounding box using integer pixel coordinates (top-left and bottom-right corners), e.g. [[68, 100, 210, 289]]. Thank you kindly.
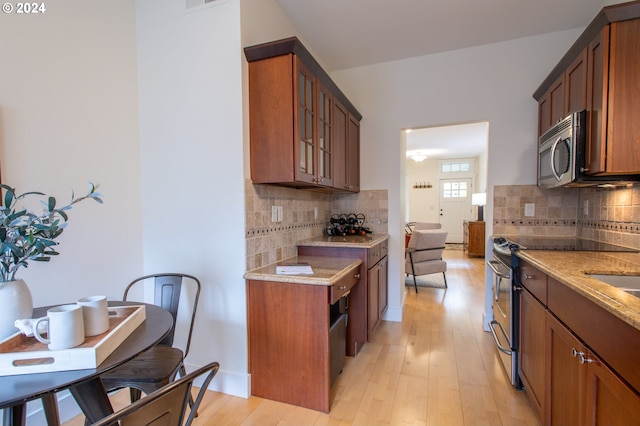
[[295, 59, 320, 185], [245, 37, 361, 192], [333, 99, 348, 190], [538, 75, 565, 136], [535, 2, 640, 177], [333, 98, 361, 192], [347, 114, 360, 192], [586, 25, 609, 175], [565, 48, 588, 115], [586, 20, 640, 176], [538, 49, 586, 137], [602, 19, 640, 175], [317, 81, 334, 187]]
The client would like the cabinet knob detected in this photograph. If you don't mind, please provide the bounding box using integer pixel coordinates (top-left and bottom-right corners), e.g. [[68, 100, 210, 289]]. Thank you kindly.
[[354, 273, 360, 279], [578, 354, 596, 365], [580, 167, 589, 173], [339, 285, 347, 290], [523, 274, 533, 280], [571, 348, 586, 359]]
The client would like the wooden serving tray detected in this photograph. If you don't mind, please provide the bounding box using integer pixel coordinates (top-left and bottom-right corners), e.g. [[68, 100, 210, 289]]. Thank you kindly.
[[0, 305, 146, 376]]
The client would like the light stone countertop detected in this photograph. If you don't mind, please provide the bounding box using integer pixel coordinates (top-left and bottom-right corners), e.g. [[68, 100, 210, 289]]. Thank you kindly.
[[516, 250, 640, 331], [296, 233, 389, 249], [243, 255, 362, 285]]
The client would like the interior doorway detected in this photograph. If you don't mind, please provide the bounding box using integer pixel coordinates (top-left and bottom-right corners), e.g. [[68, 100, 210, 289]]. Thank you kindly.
[[405, 121, 488, 241]]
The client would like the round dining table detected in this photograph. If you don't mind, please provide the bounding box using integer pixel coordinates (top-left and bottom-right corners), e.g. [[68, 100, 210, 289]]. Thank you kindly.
[[0, 301, 173, 426]]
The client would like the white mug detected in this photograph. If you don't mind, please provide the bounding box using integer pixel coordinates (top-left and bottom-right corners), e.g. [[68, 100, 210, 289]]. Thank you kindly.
[[33, 304, 85, 350], [77, 295, 109, 336]]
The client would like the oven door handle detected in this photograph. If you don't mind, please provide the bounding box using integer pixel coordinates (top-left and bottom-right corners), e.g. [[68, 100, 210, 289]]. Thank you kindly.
[[487, 260, 510, 279], [489, 320, 513, 355]]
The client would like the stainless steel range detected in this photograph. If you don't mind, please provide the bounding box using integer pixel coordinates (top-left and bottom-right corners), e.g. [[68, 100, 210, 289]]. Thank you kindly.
[[488, 236, 636, 389], [488, 238, 519, 387]]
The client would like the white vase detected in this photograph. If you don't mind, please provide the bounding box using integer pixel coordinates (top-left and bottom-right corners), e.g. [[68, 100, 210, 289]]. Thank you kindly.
[[0, 279, 34, 341]]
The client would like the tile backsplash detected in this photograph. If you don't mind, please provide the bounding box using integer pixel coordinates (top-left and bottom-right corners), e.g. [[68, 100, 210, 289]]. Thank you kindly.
[[577, 185, 640, 249], [245, 179, 388, 270], [493, 183, 640, 249], [493, 185, 578, 236]]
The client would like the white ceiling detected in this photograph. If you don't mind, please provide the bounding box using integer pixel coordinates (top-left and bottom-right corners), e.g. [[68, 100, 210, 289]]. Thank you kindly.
[[406, 121, 488, 160], [275, 0, 606, 71], [274, 0, 609, 158]]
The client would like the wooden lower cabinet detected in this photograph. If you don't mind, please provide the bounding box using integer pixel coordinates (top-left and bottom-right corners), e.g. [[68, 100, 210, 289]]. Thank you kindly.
[[585, 352, 640, 425], [518, 261, 640, 425], [367, 254, 388, 337], [463, 221, 485, 257], [546, 313, 585, 426], [298, 238, 389, 349], [548, 312, 640, 425], [518, 288, 546, 420], [247, 262, 360, 413]]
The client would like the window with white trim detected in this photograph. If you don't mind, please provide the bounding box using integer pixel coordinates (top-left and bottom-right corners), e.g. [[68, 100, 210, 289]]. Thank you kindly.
[[441, 161, 471, 173], [442, 181, 468, 198]]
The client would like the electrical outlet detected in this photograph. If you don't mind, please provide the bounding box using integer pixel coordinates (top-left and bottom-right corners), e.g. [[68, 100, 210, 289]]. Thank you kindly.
[[524, 203, 535, 217], [314, 207, 318, 220], [272, 206, 283, 222]]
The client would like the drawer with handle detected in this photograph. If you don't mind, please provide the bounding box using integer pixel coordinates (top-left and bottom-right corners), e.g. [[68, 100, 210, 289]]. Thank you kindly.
[[330, 265, 361, 304]]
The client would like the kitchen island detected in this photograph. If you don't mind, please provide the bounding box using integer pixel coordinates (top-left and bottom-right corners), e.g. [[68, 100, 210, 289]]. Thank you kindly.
[[244, 255, 363, 413], [514, 249, 640, 424]]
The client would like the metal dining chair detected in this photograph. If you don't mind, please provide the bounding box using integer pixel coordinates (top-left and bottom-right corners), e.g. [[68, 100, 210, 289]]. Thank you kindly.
[[40, 274, 201, 425], [99, 273, 201, 404], [90, 361, 219, 426]]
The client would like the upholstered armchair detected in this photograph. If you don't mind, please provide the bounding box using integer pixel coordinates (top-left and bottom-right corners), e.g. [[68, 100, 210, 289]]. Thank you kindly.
[[405, 229, 448, 293]]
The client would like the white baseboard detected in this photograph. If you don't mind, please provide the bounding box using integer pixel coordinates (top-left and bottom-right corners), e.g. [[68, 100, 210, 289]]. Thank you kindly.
[[185, 361, 250, 398]]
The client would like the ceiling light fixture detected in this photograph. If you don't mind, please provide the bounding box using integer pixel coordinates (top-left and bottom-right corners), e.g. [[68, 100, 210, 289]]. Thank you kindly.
[[411, 153, 427, 162]]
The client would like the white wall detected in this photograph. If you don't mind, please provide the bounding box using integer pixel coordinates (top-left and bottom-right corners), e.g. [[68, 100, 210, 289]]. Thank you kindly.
[[0, 0, 142, 303], [406, 157, 480, 224], [0, 1, 143, 422], [332, 28, 584, 324], [135, 0, 247, 397]]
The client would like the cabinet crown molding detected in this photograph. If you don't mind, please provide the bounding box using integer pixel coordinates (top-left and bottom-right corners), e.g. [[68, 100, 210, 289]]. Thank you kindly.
[[533, 0, 640, 100]]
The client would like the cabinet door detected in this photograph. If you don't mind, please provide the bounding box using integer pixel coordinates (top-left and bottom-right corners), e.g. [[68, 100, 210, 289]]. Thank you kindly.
[[605, 19, 640, 174], [565, 48, 587, 115], [294, 59, 317, 184], [332, 99, 348, 190], [586, 25, 609, 175], [467, 221, 485, 257], [539, 75, 565, 136], [332, 99, 360, 192], [367, 262, 380, 338], [518, 289, 546, 421], [346, 113, 360, 192], [378, 256, 388, 317], [317, 82, 334, 187], [585, 351, 640, 425], [547, 312, 585, 426]]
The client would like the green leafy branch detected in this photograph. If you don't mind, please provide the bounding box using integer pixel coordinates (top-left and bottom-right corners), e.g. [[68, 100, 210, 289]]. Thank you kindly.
[[0, 182, 103, 283]]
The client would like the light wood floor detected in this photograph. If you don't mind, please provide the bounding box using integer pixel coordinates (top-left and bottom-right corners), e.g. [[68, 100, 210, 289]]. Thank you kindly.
[[66, 249, 540, 426]]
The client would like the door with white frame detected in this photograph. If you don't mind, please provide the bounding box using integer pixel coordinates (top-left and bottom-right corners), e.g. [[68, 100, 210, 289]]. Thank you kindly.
[[439, 178, 473, 243]]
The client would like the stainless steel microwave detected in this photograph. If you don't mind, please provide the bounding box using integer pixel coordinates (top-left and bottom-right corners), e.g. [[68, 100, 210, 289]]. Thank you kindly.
[[538, 110, 587, 188]]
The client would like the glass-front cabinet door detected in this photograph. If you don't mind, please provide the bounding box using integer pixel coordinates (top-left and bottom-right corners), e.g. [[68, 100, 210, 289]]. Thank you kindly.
[[318, 82, 333, 186], [296, 60, 316, 184]]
